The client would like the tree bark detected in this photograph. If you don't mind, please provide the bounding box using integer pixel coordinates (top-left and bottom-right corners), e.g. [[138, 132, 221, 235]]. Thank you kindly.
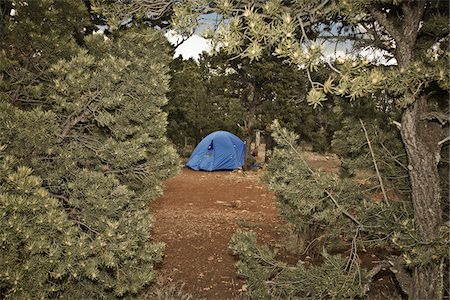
[[411, 263, 444, 300], [243, 83, 256, 171], [401, 99, 443, 240], [243, 105, 256, 171], [371, 1, 445, 298], [400, 97, 444, 300]]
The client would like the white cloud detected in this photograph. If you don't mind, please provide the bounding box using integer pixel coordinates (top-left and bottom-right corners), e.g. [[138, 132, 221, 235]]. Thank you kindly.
[[165, 31, 212, 60], [321, 41, 397, 65], [165, 31, 396, 65]]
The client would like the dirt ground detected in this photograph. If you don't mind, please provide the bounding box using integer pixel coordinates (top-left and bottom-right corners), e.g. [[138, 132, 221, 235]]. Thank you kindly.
[[149, 150, 400, 300], [150, 168, 285, 299]]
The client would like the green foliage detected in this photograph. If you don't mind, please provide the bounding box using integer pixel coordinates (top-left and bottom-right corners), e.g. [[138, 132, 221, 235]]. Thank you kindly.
[[270, 122, 448, 258], [331, 117, 407, 188], [91, 0, 174, 31], [170, 0, 449, 297], [229, 230, 369, 299], [230, 230, 284, 298], [49, 29, 179, 196], [226, 122, 447, 298], [167, 51, 342, 155], [265, 121, 363, 252], [143, 283, 196, 300], [0, 3, 178, 298], [165, 57, 242, 151], [0, 150, 76, 299]]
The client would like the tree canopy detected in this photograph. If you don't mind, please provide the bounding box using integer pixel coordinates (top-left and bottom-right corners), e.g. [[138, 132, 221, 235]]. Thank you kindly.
[[169, 0, 449, 299], [0, 1, 178, 298], [0, 0, 448, 298]]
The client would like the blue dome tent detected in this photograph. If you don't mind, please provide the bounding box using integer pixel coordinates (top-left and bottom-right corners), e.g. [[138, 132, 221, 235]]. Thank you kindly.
[[186, 131, 245, 171]]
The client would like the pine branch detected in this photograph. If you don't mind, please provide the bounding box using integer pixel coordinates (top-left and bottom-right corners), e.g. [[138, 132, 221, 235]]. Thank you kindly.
[[75, 220, 100, 235], [277, 126, 364, 227], [127, 0, 173, 19], [57, 89, 102, 143], [326, 191, 363, 227]]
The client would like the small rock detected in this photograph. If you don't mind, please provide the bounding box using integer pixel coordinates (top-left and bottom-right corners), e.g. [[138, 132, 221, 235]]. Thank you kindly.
[[239, 284, 248, 292]]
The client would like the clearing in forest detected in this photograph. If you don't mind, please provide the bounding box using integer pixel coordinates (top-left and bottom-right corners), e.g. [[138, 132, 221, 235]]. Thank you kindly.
[[150, 168, 286, 299], [149, 152, 397, 299]]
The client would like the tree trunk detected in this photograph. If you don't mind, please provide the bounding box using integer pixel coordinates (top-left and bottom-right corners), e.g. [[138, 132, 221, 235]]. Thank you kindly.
[[411, 264, 443, 300], [243, 105, 256, 171], [243, 83, 256, 171], [244, 133, 253, 171], [400, 97, 444, 300], [370, 2, 447, 297], [254, 130, 260, 158]]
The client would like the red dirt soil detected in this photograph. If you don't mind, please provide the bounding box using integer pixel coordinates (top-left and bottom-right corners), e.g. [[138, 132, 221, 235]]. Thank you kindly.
[[150, 168, 286, 299], [150, 153, 401, 299]]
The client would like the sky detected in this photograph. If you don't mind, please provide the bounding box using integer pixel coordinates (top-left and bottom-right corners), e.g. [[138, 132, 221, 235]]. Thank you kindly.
[[165, 12, 217, 60], [165, 31, 212, 60], [165, 31, 395, 65]]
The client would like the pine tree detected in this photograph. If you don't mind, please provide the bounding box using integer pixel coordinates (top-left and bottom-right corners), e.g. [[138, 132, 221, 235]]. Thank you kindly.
[[165, 57, 212, 149], [172, 1, 449, 298], [1, 2, 178, 298]]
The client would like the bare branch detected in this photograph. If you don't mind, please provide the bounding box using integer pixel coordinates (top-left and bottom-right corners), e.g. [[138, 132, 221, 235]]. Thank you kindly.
[[359, 119, 389, 206], [57, 89, 102, 143], [75, 220, 100, 235], [326, 190, 363, 227], [393, 120, 402, 129], [438, 136, 450, 146], [345, 226, 361, 272], [326, 59, 342, 74], [421, 111, 450, 125]]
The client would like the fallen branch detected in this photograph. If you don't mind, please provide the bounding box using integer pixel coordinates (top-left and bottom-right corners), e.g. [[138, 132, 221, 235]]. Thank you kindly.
[[366, 260, 391, 279], [388, 256, 412, 296], [326, 190, 363, 227]]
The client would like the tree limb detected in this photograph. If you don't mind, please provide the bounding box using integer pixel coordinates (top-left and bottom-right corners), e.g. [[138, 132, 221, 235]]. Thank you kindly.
[[57, 89, 102, 143], [421, 111, 450, 125], [359, 119, 389, 206], [326, 190, 363, 227], [388, 256, 413, 296], [369, 6, 403, 43], [278, 127, 364, 227], [366, 260, 391, 279], [438, 136, 450, 146]]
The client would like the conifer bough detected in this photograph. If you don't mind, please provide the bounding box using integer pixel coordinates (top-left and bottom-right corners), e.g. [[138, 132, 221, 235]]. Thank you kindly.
[[170, 0, 449, 299]]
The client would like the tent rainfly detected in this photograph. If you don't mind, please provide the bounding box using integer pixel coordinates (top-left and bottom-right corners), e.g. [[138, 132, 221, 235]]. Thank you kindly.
[[185, 131, 245, 171]]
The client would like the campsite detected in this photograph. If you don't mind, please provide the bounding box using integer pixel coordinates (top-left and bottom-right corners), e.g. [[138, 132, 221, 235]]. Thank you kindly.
[[0, 1, 448, 300], [150, 151, 401, 299]]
